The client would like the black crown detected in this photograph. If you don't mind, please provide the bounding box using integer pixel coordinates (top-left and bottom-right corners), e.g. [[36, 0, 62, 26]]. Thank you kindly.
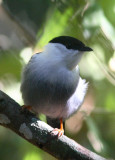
[[50, 36, 93, 51]]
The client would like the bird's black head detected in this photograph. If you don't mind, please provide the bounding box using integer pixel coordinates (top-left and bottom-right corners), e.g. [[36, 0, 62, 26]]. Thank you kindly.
[[50, 36, 93, 52]]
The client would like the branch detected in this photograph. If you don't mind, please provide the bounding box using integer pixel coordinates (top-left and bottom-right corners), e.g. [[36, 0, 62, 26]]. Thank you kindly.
[[0, 90, 107, 160]]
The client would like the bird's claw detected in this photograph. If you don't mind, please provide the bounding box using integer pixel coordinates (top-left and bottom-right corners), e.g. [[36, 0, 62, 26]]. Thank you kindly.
[[22, 105, 32, 110], [51, 128, 64, 137]]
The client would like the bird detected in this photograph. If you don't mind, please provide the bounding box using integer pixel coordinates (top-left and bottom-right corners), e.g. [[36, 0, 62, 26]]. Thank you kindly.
[[20, 36, 93, 136]]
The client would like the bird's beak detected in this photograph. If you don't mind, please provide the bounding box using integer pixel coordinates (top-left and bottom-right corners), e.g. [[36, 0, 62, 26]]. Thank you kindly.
[[84, 46, 93, 52]]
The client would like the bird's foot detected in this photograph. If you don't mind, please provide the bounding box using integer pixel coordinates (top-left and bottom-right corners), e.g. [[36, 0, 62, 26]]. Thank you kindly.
[[51, 128, 64, 137], [22, 105, 32, 111], [21, 105, 32, 114]]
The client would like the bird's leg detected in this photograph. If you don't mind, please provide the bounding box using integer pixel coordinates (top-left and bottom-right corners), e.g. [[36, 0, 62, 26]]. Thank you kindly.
[[51, 118, 64, 137], [22, 105, 32, 111], [60, 118, 64, 133]]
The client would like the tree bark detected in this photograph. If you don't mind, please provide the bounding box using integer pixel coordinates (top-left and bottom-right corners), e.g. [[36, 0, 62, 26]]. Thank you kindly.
[[0, 90, 108, 160]]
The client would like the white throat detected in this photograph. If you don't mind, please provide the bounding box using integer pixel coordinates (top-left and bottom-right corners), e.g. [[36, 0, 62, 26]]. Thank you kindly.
[[44, 43, 84, 70]]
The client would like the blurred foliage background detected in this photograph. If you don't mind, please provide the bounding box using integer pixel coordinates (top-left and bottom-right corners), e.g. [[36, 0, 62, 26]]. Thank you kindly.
[[0, 0, 115, 159]]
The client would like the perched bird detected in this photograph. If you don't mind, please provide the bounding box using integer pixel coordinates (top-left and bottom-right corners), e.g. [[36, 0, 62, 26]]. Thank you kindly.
[[20, 36, 93, 136]]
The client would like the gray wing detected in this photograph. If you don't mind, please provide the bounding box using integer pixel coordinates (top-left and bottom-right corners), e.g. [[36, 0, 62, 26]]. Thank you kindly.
[[21, 52, 79, 108], [20, 53, 42, 106]]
